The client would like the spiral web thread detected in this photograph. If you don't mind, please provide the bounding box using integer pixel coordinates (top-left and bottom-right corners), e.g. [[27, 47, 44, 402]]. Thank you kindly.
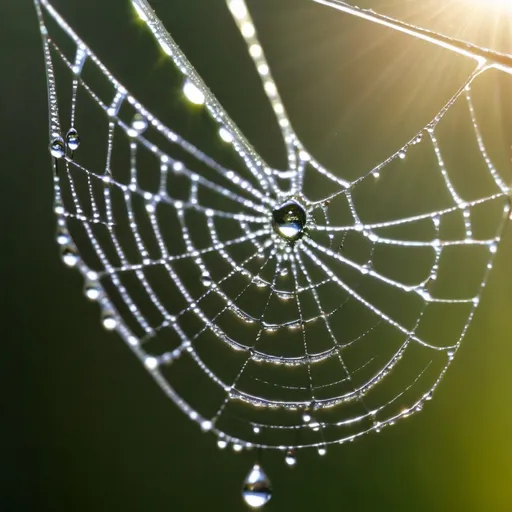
[[35, 0, 512, 455]]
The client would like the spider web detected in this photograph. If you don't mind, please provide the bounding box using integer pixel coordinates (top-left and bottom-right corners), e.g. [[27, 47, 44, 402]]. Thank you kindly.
[[35, 0, 512, 457]]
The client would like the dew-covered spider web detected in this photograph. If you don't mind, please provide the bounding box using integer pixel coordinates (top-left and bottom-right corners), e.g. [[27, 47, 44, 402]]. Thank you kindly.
[[35, 0, 512, 506]]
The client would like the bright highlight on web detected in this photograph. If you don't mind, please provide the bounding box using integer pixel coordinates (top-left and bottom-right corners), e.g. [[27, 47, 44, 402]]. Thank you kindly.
[[35, 0, 512, 507]]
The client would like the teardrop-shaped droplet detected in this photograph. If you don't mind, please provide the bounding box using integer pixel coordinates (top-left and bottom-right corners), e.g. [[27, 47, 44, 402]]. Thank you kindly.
[[398, 150, 407, 160], [131, 113, 148, 134], [102, 312, 117, 331], [201, 271, 213, 287], [85, 281, 101, 301], [219, 126, 233, 143], [272, 199, 307, 243], [50, 137, 66, 159], [183, 80, 205, 105], [56, 227, 70, 245], [61, 245, 79, 267], [66, 128, 80, 151], [285, 450, 297, 466], [242, 463, 272, 509]]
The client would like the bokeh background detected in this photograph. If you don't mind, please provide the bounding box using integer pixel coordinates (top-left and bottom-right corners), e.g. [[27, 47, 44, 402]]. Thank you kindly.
[[3, 0, 512, 510]]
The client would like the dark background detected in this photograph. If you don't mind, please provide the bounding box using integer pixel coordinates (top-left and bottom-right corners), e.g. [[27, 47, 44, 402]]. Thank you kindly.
[[3, 1, 512, 510]]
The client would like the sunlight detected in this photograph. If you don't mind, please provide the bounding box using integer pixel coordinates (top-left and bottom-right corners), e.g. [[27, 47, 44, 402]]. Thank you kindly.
[[464, 0, 512, 12]]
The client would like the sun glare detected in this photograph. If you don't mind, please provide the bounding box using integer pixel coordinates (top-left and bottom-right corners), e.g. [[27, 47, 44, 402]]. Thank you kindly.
[[465, 0, 512, 13]]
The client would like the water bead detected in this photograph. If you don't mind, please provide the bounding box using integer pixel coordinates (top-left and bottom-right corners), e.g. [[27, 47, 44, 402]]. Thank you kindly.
[[242, 464, 272, 509], [61, 246, 79, 267], [66, 128, 80, 151], [131, 113, 148, 134], [272, 199, 307, 243], [183, 80, 205, 105], [50, 137, 65, 159], [285, 450, 297, 466]]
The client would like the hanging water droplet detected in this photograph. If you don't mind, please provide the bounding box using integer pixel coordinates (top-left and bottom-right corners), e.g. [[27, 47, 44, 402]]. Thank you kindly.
[[66, 128, 80, 151], [425, 391, 433, 401], [242, 464, 272, 509], [131, 113, 148, 135], [201, 271, 212, 287], [317, 447, 327, 456], [253, 426, 261, 434], [280, 267, 288, 277], [398, 150, 407, 160], [285, 450, 297, 466], [201, 420, 213, 432], [217, 439, 227, 449], [102, 312, 117, 331], [272, 199, 307, 243], [302, 413, 311, 423], [61, 246, 79, 267], [85, 280, 101, 301], [50, 137, 65, 159], [56, 227, 70, 245], [219, 126, 233, 143], [183, 80, 205, 105], [447, 350, 455, 361]]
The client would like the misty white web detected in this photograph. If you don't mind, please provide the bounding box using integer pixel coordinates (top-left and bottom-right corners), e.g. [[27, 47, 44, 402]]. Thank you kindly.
[[35, 0, 511, 453]]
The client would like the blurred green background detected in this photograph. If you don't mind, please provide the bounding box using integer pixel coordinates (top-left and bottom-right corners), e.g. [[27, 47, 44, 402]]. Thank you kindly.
[[2, 0, 512, 511]]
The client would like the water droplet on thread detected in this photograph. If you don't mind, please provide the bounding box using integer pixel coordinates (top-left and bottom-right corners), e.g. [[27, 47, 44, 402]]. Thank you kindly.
[[285, 450, 297, 466], [272, 199, 307, 243], [61, 246, 79, 267], [85, 281, 101, 301], [56, 227, 70, 245], [66, 128, 80, 151], [50, 137, 65, 159], [242, 464, 272, 509], [201, 420, 213, 432], [130, 113, 148, 135], [201, 271, 213, 287], [183, 80, 205, 105], [219, 126, 233, 143], [102, 313, 117, 331]]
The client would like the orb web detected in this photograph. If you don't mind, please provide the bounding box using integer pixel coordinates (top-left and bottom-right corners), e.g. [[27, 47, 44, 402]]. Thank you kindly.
[[35, 0, 512, 460]]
